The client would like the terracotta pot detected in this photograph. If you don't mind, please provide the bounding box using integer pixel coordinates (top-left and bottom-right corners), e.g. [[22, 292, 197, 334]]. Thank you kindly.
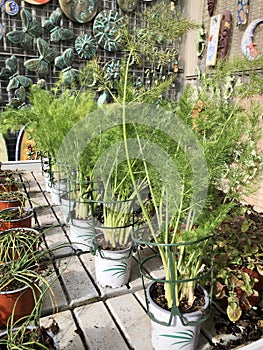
[[0, 197, 22, 211], [0, 326, 60, 349], [0, 207, 34, 231], [0, 281, 39, 326]]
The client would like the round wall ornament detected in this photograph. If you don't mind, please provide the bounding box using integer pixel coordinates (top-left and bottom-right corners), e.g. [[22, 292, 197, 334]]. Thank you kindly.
[[241, 19, 263, 59], [93, 10, 124, 52], [117, 0, 138, 13], [59, 0, 98, 23], [4, 1, 19, 15], [24, 0, 50, 4], [75, 34, 97, 59]]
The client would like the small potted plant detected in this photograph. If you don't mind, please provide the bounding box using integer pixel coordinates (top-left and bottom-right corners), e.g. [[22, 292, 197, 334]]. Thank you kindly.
[[91, 172, 147, 288], [0, 206, 34, 231], [0, 190, 26, 210], [0, 323, 60, 349], [0, 227, 40, 262]]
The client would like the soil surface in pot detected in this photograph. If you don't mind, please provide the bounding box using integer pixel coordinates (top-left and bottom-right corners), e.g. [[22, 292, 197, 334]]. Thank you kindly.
[[0, 207, 31, 221], [96, 235, 132, 251], [210, 306, 263, 349], [150, 281, 206, 313]]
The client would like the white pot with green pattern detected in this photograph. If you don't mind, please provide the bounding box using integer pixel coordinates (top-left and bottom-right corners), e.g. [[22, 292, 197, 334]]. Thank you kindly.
[[94, 238, 133, 288], [146, 282, 209, 350]]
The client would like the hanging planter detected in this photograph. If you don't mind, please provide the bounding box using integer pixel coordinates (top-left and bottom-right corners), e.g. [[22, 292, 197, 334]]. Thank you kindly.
[[146, 280, 209, 350], [0, 207, 34, 231]]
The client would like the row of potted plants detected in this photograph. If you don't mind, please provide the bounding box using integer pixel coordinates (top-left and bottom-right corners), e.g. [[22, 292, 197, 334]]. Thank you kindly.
[[0, 167, 62, 349], [0, 1, 263, 348]]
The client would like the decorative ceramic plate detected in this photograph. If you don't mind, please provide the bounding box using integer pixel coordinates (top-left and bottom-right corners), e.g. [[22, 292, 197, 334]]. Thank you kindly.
[[93, 10, 124, 52], [24, 0, 51, 4], [117, 0, 138, 13], [15, 126, 38, 161], [4, 1, 19, 16], [0, 133, 8, 162], [75, 34, 97, 59], [59, 0, 98, 23], [0, 23, 4, 40]]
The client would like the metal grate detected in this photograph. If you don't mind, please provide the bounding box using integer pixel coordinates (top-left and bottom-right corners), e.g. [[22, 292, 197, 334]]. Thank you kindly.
[[0, 0, 179, 106]]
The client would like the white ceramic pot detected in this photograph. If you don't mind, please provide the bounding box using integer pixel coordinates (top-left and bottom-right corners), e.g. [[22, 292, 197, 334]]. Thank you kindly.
[[69, 215, 95, 250], [51, 180, 67, 206], [43, 172, 52, 193], [146, 282, 209, 350], [60, 194, 75, 223], [94, 243, 133, 288]]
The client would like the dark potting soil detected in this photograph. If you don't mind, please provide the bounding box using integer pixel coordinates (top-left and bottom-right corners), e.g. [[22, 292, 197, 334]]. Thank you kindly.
[[0, 207, 31, 221], [0, 322, 59, 349], [150, 281, 206, 313], [210, 306, 263, 349]]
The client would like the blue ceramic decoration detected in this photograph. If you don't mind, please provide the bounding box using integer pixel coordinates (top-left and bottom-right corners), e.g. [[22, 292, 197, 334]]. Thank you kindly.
[[104, 60, 121, 82], [4, 1, 19, 16], [44, 8, 74, 43], [8, 86, 26, 108], [0, 0, 5, 8], [0, 23, 4, 40], [75, 34, 97, 60], [93, 10, 124, 52], [7, 9, 41, 50]]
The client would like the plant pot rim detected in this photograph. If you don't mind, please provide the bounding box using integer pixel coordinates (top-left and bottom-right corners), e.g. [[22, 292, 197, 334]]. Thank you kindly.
[[146, 280, 210, 318], [0, 207, 33, 222], [93, 232, 133, 253], [0, 227, 39, 235], [0, 277, 39, 295]]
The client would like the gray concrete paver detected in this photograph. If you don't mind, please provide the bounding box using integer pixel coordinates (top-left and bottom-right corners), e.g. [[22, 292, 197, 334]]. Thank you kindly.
[[74, 301, 130, 350], [41, 311, 85, 350], [106, 293, 153, 350], [58, 255, 99, 307]]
